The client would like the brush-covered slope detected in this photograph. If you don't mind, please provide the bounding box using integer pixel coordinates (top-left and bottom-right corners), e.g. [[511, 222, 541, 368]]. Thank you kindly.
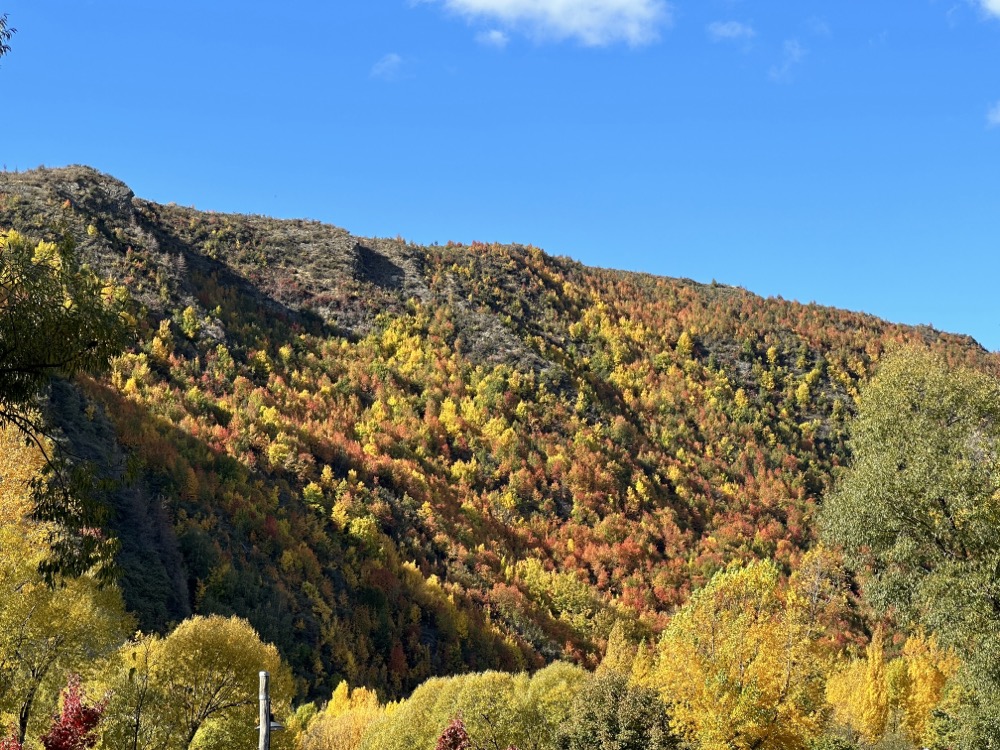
[[0, 165, 992, 699]]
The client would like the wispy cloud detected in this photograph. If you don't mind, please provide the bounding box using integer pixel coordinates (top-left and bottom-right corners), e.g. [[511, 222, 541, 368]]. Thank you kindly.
[[769, 39, 806, 82], [370, 53, 404, 81], [981, 0, 1000, 18], [707, 21, 755, 42], [424, 0, 671, 47], [476, 28, 510, 48], [988, 101, 1000, 127]]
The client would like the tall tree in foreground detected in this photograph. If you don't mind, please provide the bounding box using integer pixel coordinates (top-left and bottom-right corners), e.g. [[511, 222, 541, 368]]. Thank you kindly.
[[99, 615, 292, 750], [821, 346, 1000, 745], [0, 230, 130, 581]]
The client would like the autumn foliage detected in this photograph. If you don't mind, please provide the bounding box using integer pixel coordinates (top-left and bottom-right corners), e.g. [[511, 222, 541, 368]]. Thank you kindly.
[[0, 168, 994, 750], [39, 676, 104, 750], [2, 167, 996, 703], [435, 718, 470, 750]]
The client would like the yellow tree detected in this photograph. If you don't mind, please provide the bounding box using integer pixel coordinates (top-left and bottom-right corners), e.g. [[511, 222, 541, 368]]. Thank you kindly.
[[300, 681, 387, 750], [100, 615, 292, 750], [0, 427, 130, 745], [653, 554, 842, 750], [98, 633, 170, 750], [825, 631, 960, 746], [825, 630, 890, 743], [901, 633, 959, 745], [597, 620, 639, 677]]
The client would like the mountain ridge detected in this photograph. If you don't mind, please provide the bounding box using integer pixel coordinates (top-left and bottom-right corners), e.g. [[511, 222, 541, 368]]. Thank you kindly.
[[1, 164, 993, 700]]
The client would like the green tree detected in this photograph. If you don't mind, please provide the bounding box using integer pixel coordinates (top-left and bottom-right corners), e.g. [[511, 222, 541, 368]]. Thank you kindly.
[[0, 231, 130, 436], [557, 671, 676, 750], [359, 664, 589, 750], [98, 633, 169, 750], [0, 230, 131, 581], [821, 346, 1000, 746]]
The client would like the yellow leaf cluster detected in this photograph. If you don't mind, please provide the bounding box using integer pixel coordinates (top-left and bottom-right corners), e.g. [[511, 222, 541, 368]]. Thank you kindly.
[[301, 681, 387, 750], [652, 553, 843, 750], [826, 630, 959, 746]]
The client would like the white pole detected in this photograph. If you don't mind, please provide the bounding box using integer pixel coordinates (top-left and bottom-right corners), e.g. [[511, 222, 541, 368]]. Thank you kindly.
[[259, 671, 270, 750]]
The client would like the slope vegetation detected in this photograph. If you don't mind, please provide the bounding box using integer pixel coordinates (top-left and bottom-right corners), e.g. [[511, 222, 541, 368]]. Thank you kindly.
[[0, 165, 992, 699]]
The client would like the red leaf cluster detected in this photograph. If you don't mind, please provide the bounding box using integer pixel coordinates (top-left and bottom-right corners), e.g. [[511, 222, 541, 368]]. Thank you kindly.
[[40, 675, 105, 750], [435, 717, 471, 750]]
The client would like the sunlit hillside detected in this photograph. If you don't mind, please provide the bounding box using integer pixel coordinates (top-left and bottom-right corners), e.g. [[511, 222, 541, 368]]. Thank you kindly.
[[1, 165, 993, 703]]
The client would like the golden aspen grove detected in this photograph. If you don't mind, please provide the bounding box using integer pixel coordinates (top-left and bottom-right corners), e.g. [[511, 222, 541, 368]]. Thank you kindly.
[[1, 166, 998, 749]]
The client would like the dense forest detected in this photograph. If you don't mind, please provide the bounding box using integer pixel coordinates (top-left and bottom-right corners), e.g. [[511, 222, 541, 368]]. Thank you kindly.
[[2, 166, 999, 749]]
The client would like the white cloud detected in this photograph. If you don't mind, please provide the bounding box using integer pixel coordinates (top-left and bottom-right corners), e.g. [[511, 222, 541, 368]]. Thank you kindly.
[[370, 53, 404, 80], [769, 39, 806, 82], [981, 0, 1000, 18], [707, 21, 755, 42], [428, 0, 671, 46], [988, 101, 1000, 127], [476, 28, 510, 47]]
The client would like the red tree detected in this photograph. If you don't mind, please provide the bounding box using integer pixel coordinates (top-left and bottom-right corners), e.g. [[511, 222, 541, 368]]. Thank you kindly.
[[436, 717, 471, 750], [39, 675, 105, 750]]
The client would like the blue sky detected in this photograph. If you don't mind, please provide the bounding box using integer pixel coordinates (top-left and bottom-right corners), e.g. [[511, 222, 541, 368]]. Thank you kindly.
[[3, 1, 1000, 349]]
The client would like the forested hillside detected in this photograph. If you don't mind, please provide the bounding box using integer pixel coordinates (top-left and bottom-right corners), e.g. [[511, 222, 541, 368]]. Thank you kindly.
[[0, 165, 993, 704]]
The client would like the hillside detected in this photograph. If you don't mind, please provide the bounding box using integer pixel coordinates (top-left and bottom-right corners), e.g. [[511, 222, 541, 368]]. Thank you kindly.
[[0, 165, 993, 701]]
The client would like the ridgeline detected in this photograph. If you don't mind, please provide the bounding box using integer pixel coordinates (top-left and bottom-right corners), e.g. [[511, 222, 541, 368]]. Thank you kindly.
[[0, 165, 992, 700]]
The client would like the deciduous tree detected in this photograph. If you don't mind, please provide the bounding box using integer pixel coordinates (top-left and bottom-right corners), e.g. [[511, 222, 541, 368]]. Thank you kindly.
[[557, 670, 676, 750], [39, 674, 105, 750], [0, 230, 131, 581], [300, 681, 385, 750], [652, 554, 842, 750], [821, 347, 1000, 744], [101, 616, 291, 750], [0, 430, 129, 745], [0, 231, 129, 438]]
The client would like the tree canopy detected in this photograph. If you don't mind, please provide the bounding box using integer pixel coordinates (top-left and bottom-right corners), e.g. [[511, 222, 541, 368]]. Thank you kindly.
[[0, 230, 130, 436], [651, 552, 845, 750], [821, 346, 1000, 745], [99, 615, 292, 750], [821, 347, 1000, 647], [0, 230, 131, 581]]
